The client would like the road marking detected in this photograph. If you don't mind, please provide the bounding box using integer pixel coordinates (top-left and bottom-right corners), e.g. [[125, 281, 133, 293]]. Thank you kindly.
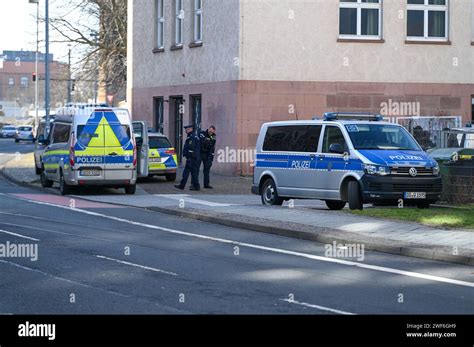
[[281, 299, 355, 315], [154, 194, 239, 207], [95, 255, 178, 276], [7, 193, 474, 289], [0, 259, 132, 298], [0, 229, 40, 242]]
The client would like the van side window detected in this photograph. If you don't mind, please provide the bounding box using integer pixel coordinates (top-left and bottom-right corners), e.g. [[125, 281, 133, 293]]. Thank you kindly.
[[322, 126, 347, 153], [263, 126, 293, 151], [52, 123, 71, 144], [293, 125, 322, 152]]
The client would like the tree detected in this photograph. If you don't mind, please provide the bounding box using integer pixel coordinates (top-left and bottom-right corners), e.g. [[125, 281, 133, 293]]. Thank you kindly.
[[49, 0, 127, 103]]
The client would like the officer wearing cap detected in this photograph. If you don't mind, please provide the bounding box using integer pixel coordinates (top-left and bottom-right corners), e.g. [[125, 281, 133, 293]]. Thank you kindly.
[[199, 126, 217, 189], [175, 125, 201, 191]]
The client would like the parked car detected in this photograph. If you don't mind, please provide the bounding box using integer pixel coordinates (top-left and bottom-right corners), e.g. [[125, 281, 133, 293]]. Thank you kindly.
[[252, 112, 442, 210], [15, 125, 35, 143], [1, 125, 17, 138], [147, 133, 178, 181], [427, 147, 474, 164]]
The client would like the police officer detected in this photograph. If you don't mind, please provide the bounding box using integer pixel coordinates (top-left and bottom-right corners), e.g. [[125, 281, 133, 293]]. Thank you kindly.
[[199, 126, 217, 189], [175, 125, 201, 191]]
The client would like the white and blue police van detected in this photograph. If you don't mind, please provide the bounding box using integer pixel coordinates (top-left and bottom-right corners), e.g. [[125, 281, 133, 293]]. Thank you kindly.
[[251, 113, 442, 210]]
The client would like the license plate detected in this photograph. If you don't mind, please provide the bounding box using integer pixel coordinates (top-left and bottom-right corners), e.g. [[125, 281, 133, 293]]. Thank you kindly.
[[404, 192, 426, 199], [150, 158, 162, 163], [81, 169, 101, 177]]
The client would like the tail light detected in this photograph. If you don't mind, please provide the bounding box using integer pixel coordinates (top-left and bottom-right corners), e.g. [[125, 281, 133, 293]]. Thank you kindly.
[[133, 146, 137, 167], [69, 132, 75, 167], [165, 148, 176, 155]]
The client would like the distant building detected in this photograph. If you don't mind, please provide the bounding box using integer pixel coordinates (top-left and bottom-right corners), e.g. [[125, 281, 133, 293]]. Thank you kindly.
[[0, 50, 69, 112], [128, 0, 474, 175]]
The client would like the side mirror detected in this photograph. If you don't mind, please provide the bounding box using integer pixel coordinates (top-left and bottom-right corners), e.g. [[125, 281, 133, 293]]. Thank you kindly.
[[38, 135, 48, 145], [329, 143, 345, 154]]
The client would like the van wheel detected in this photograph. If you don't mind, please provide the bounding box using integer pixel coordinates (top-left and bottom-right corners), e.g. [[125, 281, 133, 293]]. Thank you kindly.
[[348, 181, 363, 210], [40, 167, 53, 188], [261, 178, 284, 206], [325, 200, 346, 210], [59, 171, 71, 195], [125, 184, 136, 195], [166, 173, 177, 182], [35, 164, 41, 175]]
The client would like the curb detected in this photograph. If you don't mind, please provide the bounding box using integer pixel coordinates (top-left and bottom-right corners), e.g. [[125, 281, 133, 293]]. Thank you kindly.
[[1, 162, 473, 267]]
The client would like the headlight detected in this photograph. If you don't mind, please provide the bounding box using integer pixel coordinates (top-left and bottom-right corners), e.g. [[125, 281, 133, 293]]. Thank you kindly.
[[433, 165, 440, 176], [363, 164, 390, 176]]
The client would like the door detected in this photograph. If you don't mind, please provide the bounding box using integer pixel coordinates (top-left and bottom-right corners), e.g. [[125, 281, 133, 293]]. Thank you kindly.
[[316, 125, 349, 199], [75, 114, 106, 180], [170, 97, 184, 163], [44, 123, 71, 181], [132, 121, 149, 177]]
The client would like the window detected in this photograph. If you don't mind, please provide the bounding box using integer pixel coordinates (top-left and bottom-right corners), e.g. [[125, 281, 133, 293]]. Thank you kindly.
[[193, 0, 203, 43], [21, 76, 28, 88], [174, 0, 184, 46], [407, 0, 448, 41], [322, 126, 347, 153], [191, 95, 202, 131], [292, 126, 322, 152], [339, 0, 382, 39], [154, 97, 164, 133], [263, 126, 293, 152], [156, 0, 164, 49], [149, 136, 172, 149], [8, 77, 14, 87], [52, 123, 71, 144]]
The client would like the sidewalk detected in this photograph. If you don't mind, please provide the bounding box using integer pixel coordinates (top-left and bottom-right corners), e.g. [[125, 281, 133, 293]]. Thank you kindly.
[[1, 153, 473, 266]]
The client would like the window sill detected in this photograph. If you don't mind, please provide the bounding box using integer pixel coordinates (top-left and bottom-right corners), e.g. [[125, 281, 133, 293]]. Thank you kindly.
[[189, 41, 203, 48], [337, 38, 385, 43], [170, 45, 183, 51], [405, 40, 451, 45], [152, 47, 165, 53]]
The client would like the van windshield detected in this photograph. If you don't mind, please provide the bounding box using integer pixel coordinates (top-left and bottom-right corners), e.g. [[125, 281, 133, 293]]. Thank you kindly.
[[345, 124, 421, 151]]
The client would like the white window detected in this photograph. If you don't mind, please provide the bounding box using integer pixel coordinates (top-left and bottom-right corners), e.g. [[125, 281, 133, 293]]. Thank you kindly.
[[156, 0, 165, 49], [407, 0, 449, 41], [8, 77, 14, 86], [339, 0, 382, 39], [174, 0, 184, 46], [21, 76, 28, 88], [193, 0, 203, 43]]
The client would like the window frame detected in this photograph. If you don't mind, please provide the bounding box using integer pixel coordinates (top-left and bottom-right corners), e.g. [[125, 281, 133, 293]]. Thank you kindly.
[[20, 76, 29, 88], [321, 125, 349, 154], [193, 0, 203, 44], [406, 0, 449, 42], [174, 0, 184, 47], [339, 0, 383, 41], [8, 77, 15, 87], [155, 0, 165, 50]]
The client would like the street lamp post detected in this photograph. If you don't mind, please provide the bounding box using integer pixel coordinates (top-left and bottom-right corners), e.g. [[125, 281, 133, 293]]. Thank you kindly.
[[28, 0, 39, 130], [44, 0, 50, 137], [67, 45, 72, 104]]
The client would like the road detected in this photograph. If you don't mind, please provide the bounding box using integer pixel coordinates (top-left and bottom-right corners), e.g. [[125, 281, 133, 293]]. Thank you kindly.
[[0, 138, 473, 314], [0, 138, 35, 166]]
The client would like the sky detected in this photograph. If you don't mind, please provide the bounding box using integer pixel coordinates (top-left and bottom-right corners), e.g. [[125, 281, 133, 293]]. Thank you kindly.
[[0, 0, 90, 64]]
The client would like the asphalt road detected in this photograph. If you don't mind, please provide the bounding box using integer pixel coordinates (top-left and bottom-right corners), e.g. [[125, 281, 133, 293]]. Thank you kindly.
[[0, 138, 35, 166], [0, 137, 473, 314]]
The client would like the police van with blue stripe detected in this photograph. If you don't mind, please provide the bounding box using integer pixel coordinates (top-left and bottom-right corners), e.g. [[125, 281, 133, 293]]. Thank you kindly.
[[252, 113, 442, 210], [37, 104, 149, 195]]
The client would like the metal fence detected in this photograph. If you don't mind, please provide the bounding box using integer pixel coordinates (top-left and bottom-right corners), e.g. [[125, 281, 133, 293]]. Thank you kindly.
[[440, 161, 474, 204]]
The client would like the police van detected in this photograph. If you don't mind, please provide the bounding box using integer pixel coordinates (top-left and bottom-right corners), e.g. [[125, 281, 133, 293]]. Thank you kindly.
[[252, 113, 442, 210], [38, 104, 149, 195]]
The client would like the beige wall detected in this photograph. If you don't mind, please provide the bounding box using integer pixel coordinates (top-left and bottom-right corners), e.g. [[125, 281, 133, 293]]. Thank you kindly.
[[241, 0, 474, 84]]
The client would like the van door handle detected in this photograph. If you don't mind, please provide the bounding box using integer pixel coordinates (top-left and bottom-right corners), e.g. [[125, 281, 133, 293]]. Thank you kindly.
[[108, 152, 118, 156], [310, 154, 316, 159]]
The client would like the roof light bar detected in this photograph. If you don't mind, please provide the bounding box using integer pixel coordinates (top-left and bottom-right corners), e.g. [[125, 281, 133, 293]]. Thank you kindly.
[[323, 112, 384, 122]]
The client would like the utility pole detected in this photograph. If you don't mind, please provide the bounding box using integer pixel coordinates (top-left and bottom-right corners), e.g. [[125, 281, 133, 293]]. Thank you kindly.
[[28, 0, 39, 130], [44, 0, 50, 137], [67, 45, 72, 104]]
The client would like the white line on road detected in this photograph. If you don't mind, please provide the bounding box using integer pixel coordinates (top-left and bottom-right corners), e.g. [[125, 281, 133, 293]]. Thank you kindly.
[[0, 228, 40, 242], [154, 194, 240, 207], [281, 299, 355, 315], [7, 193, 474, 289], [95, 255, 178, 276]]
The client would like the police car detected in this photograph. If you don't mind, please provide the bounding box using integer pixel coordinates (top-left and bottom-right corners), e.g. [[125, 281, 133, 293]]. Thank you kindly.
[[252, 113, 442, 210], [38, 104, 149, 195], [147, 133, 178, 181]]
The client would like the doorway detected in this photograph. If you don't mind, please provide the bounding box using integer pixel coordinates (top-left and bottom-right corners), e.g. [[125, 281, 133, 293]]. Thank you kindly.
[[169, 96, 184, 163], [153, 97, 164, 133]]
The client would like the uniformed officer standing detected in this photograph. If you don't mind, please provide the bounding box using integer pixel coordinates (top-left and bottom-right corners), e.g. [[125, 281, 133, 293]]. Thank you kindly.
[[199, 126, 217, 189], [175, 125, 201, 191]]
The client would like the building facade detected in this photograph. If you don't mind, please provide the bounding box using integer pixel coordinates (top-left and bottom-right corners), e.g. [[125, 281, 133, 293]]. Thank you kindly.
[[128, 0, 474, 175]]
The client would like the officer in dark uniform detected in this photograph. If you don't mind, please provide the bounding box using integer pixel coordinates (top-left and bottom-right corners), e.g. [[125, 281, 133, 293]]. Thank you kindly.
[[175, 125, 201, 191], [199, 126, 217, 189]]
